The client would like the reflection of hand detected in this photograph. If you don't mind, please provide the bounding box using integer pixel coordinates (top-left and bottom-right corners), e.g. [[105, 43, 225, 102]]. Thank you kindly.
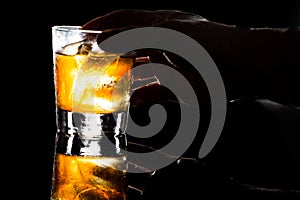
[[83, 9, 300, 107]]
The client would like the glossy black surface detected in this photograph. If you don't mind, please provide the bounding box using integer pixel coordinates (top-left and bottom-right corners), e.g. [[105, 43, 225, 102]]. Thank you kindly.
[[13, 1, 300, 199]]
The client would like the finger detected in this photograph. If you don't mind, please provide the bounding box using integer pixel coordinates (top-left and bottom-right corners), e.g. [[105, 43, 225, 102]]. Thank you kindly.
[[81, 9, 207, 30]]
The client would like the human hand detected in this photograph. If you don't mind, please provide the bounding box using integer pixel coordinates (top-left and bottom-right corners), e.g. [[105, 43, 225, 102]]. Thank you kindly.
[[82, 9, 300, 107]]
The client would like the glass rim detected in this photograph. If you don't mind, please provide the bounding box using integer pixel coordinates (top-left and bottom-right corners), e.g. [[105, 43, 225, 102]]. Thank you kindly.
[[52, 25, 103, 33]]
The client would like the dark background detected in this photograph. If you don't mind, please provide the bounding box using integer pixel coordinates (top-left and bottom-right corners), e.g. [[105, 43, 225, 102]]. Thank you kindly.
[[12, 1, 300, 199]]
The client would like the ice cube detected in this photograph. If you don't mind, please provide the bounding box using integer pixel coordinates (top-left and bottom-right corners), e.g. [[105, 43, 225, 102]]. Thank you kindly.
[[61, 40, 94, 56]]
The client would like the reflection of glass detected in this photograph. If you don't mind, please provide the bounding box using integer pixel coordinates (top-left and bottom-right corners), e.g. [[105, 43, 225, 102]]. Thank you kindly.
[[51, 26, 134, 200], [52, 154, 126, 200]]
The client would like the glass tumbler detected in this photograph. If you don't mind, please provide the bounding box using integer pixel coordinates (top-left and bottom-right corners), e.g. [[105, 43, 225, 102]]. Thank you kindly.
[[51, 25, 138, 200]]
